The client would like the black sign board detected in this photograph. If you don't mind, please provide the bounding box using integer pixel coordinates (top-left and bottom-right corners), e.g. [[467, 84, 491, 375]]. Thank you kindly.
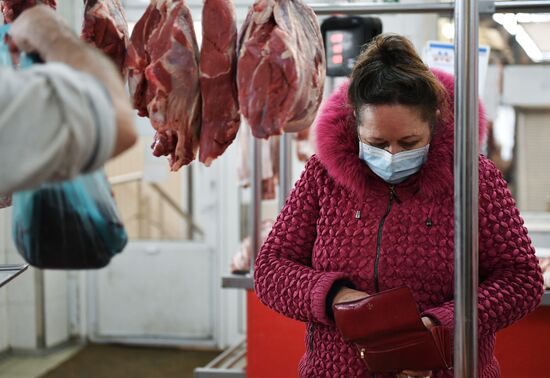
[[321, 16, 383, 77]]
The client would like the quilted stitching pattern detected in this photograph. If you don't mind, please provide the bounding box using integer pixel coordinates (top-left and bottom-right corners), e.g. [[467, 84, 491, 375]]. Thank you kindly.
[[254, 70, 543, 378]]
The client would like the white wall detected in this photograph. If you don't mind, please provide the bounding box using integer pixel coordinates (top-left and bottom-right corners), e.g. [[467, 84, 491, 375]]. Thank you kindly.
[[0, 209, 38, 351], [0, 208, 70, 353], [503, 65, 550, 108]]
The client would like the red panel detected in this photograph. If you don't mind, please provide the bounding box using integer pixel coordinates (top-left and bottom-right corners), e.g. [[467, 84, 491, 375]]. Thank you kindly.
[[246, 294, 550, 377], [495, 306, 550, 378], [247, 291, 305, 378]]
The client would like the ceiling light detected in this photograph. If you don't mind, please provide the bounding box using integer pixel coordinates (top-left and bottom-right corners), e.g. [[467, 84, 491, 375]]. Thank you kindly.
[[493, 13, 550, 62]]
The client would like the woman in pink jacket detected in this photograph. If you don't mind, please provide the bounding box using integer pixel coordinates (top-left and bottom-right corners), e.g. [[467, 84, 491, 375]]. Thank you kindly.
[[254, 34, 543, 378]]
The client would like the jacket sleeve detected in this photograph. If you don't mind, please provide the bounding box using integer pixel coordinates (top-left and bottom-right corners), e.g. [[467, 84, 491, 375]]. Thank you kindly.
[[0, 63, 116, 193], [254, 156, 350, 326], [422, 157, 544, 337]]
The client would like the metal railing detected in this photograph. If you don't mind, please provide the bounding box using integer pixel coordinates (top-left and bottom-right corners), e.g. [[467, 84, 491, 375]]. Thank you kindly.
[[310, 1, 550, 15], [109, 172, 205, 239]]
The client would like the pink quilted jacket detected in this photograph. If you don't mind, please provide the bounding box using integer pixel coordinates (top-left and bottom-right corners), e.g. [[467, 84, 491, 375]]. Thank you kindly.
[[254, 69, 544, 378]]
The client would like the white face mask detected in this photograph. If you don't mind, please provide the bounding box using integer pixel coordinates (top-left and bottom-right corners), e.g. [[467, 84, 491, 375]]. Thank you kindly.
[[358, 141, 430, 184]]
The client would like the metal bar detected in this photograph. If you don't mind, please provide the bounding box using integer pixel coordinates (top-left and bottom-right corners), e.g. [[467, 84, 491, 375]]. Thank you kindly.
[[311, 2, 455, 15], [454, 0, 480, 376], [310, 1, 550, 16], [278, 134, 292, 210], [149, 182, 205, 237], [35, 269, 46, 349], [0, 264, 28, 288], [496, 0, 550, 13], [249, 134, 262, 270], [109, 171, 143, 186], [195, 338, 246, 369], [221, 275, 254, 290], [0, 264, 28, 271], [107, 171, 203, 237], [188, 166, 194, 240]]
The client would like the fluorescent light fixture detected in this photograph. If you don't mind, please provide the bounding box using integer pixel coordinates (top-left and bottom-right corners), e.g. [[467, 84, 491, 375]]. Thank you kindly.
[[516, 13, 550, 23], [515, 26, 544, 62], [493, 13, 549, 62], [493, 13, 520, 35]]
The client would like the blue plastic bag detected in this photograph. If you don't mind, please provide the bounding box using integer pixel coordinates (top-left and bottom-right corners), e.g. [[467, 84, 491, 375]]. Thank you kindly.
[[2, 24, 128, 269], [0, 24, 35, 68], [12, 172, 128, 269]]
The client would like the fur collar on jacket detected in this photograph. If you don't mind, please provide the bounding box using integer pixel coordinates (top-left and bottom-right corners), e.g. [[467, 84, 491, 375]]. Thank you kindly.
[[315, 69, 487, 199]]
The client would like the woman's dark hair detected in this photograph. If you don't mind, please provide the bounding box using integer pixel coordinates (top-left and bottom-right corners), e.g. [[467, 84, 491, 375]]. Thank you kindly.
[[348, 33, 447, 126]]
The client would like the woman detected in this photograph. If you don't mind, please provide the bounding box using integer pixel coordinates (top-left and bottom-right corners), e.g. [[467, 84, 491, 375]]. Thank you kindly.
[[254, 34, 543, 378]]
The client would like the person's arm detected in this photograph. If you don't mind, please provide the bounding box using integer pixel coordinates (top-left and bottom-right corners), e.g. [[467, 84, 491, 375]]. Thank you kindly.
[[254, 156, 352, 326], [422, 157, 544, 336], [9, 5, 136, 157], [0, 63, 109, 192]]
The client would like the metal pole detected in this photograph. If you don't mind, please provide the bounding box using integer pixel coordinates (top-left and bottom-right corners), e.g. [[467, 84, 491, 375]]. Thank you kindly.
[[310, 1, 550, 15], [278, 134, 292, 211], [249, 132, 262, 270], [188, 166, 194, 240], [454, 0, 479, 376]]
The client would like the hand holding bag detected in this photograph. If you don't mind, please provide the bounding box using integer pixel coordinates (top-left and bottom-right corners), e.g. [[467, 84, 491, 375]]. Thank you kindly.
[[333, 286, 452, 374], [1, 24, 128, 269]]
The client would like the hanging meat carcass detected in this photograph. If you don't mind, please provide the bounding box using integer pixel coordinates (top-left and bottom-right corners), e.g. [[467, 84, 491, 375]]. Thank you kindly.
[[237, 129, 279, 200], [81, 0, 129, 78], [237, 0, 326, 139], [1, 0, 56, 23], [198, 0, 240, 166], [295, 127, 315, 162], [126, 3, 160, 118], [127, 0, 201, 170]]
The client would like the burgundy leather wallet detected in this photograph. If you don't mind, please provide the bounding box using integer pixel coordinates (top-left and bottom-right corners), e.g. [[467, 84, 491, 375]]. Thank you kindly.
[[333, 286, 452, 373]]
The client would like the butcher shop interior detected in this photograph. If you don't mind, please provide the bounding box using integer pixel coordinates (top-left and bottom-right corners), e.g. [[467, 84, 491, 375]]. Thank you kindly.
[[2, 0, 550, 377]]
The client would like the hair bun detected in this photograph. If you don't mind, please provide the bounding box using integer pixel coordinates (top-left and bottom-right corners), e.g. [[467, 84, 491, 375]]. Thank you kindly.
[[372, 34, 417, 67]]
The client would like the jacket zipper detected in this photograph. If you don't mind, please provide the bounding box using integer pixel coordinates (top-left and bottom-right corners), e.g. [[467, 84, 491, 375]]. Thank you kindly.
[[373, 185, 400, 293]]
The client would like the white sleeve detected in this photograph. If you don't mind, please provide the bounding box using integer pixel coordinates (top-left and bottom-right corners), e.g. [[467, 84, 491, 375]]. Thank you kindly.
[[0, 63, 116, 193]]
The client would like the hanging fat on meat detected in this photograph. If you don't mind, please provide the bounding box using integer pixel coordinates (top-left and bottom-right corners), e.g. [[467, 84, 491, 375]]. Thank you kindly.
[[82, 0, 129, 78], [127, 0, 201, 170], [237, 0, 326, 139]]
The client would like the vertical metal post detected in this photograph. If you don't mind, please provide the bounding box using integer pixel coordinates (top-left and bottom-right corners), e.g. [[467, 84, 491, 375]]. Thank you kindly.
[[35, 269, 46, 349], [187, 166, 194, 240], [278, 134, 292, 210], [454, 0, 479, 376], [249, 133, 262, 270]]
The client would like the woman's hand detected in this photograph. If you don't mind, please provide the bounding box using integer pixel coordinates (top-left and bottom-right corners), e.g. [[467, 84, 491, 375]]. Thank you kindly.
[[396, 317, 436, 378], [332, 287, 369, 306]]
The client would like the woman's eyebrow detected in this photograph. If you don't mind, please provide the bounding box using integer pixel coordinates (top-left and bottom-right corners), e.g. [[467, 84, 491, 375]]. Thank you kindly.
[[367, 137, 386, 142], [400, 135, 420, 141]]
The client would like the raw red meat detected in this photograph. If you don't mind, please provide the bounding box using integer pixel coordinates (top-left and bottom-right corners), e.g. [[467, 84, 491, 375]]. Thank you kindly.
[[127, 0, 201, 170], [126, 3, 160, 118], [198, 0, 240, 166], [81, 0, 129, 78], [1, 0, 56, 23], [237, 0, 326, 139]]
